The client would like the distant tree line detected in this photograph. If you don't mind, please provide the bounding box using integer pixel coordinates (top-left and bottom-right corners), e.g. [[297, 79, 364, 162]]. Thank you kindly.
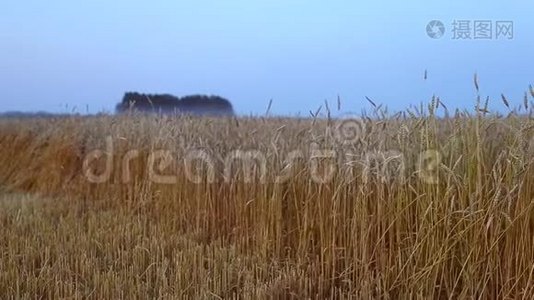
[[115, 92, 235, 116], [0, 111, 76, 119]]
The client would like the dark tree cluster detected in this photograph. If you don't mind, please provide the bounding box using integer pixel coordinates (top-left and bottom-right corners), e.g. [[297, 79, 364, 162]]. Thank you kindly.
[[116, 92, 235, 116]]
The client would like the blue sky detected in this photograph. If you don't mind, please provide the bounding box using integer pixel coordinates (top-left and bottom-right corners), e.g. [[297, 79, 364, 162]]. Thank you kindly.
[[1, 0, 532, 115]]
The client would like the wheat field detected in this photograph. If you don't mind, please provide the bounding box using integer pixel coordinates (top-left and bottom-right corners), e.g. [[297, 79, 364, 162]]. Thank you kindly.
[[1, 102, 534, 298]]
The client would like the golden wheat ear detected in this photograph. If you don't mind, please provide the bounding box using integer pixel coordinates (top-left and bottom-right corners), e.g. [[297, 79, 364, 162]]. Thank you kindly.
[[501, 94, 510, 109], [365, 96, 377, 108], [265, 99, 273, 116]]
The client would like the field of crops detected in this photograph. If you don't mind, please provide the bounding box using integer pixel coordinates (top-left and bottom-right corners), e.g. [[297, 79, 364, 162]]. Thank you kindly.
[[1, 103, 533, 298]]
